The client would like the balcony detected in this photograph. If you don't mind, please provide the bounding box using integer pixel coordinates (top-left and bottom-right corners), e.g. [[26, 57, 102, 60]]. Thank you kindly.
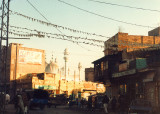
[[112, 58, 147, 78], [112, 69, 136, 78]]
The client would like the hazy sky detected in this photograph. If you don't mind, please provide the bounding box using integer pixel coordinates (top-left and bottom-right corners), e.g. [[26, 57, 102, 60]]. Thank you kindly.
[[6, 0, 160, 80]]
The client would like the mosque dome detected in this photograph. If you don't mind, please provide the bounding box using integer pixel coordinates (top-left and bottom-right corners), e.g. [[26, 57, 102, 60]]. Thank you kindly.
[[45, 58, 59, 74]]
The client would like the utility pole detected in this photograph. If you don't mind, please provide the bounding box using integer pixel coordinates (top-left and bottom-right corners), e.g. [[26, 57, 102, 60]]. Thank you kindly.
[[0, 0, 10, 113]]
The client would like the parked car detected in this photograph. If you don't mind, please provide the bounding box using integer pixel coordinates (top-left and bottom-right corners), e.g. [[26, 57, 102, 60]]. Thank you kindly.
[[47, 94, 67, 108], [87, 94, 104, 109], [95, 94, 104, 109], [128, 99, 152, 113], [29, 89, 49, 110]]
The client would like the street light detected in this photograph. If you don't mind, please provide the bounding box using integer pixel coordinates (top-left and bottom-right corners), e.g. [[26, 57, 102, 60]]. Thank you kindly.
[[78, 62, 82, 81], [64, 48, 69, 80]]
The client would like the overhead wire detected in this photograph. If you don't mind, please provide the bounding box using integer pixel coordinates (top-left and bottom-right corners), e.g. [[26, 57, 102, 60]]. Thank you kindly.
[[89, 0, 160, 13], [25, 0, 107, 52], [57, 0, 154, 28], [9, 25, 105, 43], [10, 10, 109, 39], [6, 25, 160, 51], [6, 28, 105, 48], [26, 0, 63, 34]]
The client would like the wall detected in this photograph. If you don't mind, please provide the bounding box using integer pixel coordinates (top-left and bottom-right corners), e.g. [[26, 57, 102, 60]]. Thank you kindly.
[[104, 32, 160, 55], [85, 68, 94, 82], [144, 82, 156, 107], [9, 43, 45, 80]]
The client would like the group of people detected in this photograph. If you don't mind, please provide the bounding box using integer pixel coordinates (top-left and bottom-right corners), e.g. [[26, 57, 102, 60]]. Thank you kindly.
[[102, 94, 128, 114], [14, 91, 29, 114]]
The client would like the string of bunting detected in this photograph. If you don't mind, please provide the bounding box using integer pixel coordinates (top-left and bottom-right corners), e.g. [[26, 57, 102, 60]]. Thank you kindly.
[[10, 10, 110, 39], [9, 25, 105, 43], [7, 29, 105, 48], [6, 27, 160, 50], [4, 25, 160, 50]]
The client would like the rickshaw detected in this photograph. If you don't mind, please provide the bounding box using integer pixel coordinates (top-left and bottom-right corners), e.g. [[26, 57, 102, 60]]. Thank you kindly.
[[29, 89, 49, 110]]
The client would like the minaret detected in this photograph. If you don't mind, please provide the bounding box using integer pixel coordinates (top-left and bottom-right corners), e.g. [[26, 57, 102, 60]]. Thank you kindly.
[[64, 48, 69, 80], [78, 62, 82, 81]]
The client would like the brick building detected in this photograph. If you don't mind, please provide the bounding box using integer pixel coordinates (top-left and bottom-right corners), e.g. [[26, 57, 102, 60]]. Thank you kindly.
[[93, 31, 160, 111], [0, 43, 45, 96]]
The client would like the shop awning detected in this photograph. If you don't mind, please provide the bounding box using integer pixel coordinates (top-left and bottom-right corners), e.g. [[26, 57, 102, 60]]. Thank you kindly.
[[143, 71, 155, 82]]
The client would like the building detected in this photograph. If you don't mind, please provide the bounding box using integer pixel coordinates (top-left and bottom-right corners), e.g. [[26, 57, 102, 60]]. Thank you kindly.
[[0, 43, 105, 100], [16, 72, 105, 99], [0, 43, 45, 96], [148, 27, 160, 36], [93, 31, 160, 111], [85, 68, 94, 82], [45, 59, 59, 74]]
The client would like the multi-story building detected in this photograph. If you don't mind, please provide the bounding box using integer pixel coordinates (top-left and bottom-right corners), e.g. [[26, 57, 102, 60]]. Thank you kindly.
[[93, 30, 160, 111], [0, 43, 45, 96]]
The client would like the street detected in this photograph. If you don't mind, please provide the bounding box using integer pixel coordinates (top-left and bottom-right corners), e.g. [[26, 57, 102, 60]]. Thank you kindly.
[[29, 105, 106, 114], [5, 104, 108, 114]]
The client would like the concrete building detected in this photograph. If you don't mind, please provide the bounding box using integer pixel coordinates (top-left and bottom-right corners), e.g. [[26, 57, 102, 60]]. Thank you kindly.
[[85, 68, 94, 82]]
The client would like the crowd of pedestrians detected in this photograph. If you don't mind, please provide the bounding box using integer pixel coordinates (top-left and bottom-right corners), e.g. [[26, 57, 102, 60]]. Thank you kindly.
[[69, 93, 129, 114]]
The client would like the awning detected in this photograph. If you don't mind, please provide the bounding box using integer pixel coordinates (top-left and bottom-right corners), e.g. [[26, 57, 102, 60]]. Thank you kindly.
[[143, 71, 155, 82]]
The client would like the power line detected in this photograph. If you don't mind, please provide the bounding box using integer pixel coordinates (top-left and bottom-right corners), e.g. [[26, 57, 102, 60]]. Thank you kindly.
[[10, 10, 109, 39], [9, 25, 105, 43], [26, 0, 63, 34], [26, 0, 103, 52], [7, 29, 104, 48], [89, 0, 160, 13], [58, 0, 154, 28]]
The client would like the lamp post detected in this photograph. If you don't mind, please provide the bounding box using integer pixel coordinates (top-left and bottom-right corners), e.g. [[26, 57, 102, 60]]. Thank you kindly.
[[64, 48, 69, 80], [78, 62, 82, 81]]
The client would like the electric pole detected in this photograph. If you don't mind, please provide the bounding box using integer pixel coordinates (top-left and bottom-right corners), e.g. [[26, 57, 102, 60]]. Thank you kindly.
[[0, 0, 10, 113]]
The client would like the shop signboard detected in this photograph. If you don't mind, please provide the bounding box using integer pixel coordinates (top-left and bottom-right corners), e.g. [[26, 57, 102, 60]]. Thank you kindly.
[[112, 69, 136, 78], [18, 50, 42, 64]]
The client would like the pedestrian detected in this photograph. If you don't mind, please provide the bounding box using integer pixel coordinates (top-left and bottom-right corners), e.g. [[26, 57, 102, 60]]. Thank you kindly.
[[118, 94, 125, 114], [5, 93, 10, 105], [111, 96, 117, 112], [78, 97, 81, 108], [87, 96, 92, 109], [21, 92, 29, 114], [102, 94, 109, 114], [80, 98, 85, 108], [16, 94, 25, 114]]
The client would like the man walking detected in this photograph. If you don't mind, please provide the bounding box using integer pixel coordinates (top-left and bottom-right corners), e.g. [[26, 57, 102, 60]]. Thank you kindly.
[[102, 94, 109, 114]]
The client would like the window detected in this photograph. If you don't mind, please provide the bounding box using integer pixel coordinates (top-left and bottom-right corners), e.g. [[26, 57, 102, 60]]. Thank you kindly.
[[119, 84, 127, 95], [101, 62, 104, 71], [104, 61, 108, 70]]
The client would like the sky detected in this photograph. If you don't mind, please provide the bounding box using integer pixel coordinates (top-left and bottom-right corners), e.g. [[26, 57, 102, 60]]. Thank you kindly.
[[3, 0, 160, 80]]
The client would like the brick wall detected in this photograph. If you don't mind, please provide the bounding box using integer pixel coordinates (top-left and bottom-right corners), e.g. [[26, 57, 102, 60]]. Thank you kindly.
[[9, 43, 45, 81]]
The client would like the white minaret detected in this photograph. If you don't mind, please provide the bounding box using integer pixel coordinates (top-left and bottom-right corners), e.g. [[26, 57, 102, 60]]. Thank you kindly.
[[78, 62, 82, 81], [64, 48, 69, 80]]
